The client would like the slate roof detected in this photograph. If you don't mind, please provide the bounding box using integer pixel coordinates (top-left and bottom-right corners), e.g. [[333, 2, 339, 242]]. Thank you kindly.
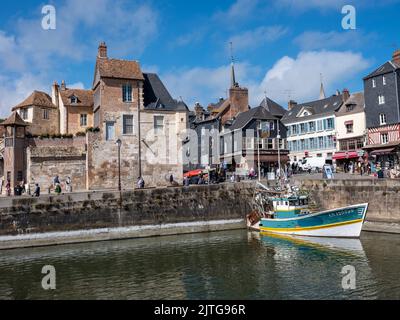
[[60, 89, 94, 107], [95, 58, 144, 83], [336, 92, 365, 116], [282, 94, 344, 124], [0, 111, 28, 126], [364, 61, 399, 80], [259, 97, 287, 118], [12, 91, 56, 111], [228, 106, 278, 131], [143, 73, 188, 111]]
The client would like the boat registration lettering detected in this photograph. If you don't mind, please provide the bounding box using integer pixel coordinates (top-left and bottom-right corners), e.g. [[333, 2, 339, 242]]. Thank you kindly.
[[329, 210, 353, 218]]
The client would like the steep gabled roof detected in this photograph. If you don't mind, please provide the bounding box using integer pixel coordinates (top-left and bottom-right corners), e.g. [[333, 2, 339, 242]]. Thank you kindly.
[[229, 106, 278, 131], [364, 61, 399, 80], [93, 57, 144, 87], [60, 89, 94, 107], [143, 73, 188, 111], [259, 97, 286, 118], [0, 111, 28, 126], [282, 94, 344, 124], [336, 92, 365, 115], [12, 91, 56, 111]]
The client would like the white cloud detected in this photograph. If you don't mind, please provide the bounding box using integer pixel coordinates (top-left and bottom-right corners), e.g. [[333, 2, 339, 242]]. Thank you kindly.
[[68, 82, 85, 89], [214, 0, 260, 22], [0, 74, 49, 117], [256, 50, 370, 104], [0, 0, 159, 115], [229, 26, 288, 52], [294, 31, 376, 50], [162, 50, 370, 110]]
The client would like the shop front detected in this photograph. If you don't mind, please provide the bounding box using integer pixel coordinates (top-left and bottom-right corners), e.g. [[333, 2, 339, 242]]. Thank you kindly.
[[333, 150, 365, 172], [363, 142, 400, 171]]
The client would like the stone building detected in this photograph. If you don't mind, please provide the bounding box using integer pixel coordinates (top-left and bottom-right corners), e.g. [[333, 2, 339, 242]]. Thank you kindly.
[[1, 42, 189, 192], [220, 98, 288, 177], [11, 91, 59, 136], [87, 42, 189, 189], [333, 91, 366, 169], [283, 89, 345, 164], [52, 81, 94, 135], [363, 50, 400, 166]]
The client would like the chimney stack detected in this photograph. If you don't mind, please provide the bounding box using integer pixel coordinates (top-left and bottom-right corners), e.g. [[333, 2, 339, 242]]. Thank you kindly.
[[288, 100, 297, 111], [61, 80, 66, 91], [194, 102, 204, 121], [392, 49, 400, 66], [98, 41, 108, 59], [342, 88, 350, 102]]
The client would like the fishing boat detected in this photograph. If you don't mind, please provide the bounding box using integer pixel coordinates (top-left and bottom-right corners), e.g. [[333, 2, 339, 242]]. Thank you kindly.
[[247, 183, 368, 238]]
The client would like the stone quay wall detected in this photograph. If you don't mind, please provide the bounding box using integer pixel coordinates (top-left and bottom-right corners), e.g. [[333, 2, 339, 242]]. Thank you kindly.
[[294, 179, 400, 223], [0, 183, 254, 248]]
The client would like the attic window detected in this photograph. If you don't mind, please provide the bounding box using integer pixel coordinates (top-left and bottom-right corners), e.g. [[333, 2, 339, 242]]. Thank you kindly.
[[71, 96, 78, 104], [346, 104, 355, 112]]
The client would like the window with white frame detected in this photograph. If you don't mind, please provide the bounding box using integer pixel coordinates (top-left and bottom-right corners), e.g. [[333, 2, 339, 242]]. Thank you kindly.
[[372, 79, 376, 88], [20, 109, 28, 120], [383, 76, 386, 86], [123, 115, 134, 134], [378, 95, 385, 105], [80, 114, 88, 127], [381, 133, 389, 144], [379, 113, 387, 125], [122, 84, 132, 102], [154, 115, 164, 133]]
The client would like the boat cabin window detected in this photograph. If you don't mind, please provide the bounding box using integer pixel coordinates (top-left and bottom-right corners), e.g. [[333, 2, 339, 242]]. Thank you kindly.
[[289, 200, 300, 206]]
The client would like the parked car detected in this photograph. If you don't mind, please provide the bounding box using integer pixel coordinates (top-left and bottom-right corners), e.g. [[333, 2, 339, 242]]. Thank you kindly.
[[299, 157, 326, 172]]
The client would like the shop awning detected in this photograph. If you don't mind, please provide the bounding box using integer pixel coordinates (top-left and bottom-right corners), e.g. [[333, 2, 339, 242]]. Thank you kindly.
[[183, 169, 203, 178], [370, 148, 396, 156], [333, 151, 359, 160], [344, 120, 354, 125]]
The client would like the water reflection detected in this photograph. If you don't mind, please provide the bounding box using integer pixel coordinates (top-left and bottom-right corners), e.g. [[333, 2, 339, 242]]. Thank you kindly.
[[0, 230, 398, 300]]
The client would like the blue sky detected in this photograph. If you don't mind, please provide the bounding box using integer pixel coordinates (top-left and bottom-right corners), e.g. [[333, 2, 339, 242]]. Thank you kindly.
[[1, 0, 400, 116]]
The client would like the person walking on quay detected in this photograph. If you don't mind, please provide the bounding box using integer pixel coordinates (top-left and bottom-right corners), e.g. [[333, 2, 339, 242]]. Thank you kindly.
[[183, 176, 190, 187], [55, 182, 62, 195], [6, 179, 11, 197], [169, 174, 174, 185], [33, 183, 40, 197], [137, 177, 145, 189], [65, 177, 72, 193]]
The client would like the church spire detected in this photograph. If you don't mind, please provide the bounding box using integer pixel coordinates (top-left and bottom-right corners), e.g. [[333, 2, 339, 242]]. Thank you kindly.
[[319, 73, 326, 100], [230, 42, 237, 88]]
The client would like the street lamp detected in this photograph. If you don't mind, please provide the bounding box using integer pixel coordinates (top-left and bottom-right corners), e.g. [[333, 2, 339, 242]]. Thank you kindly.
[[116, 139, 122, 191]]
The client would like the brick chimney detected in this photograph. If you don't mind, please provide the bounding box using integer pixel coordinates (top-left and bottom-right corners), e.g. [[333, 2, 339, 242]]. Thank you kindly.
[[60, 80, 66, 91], [288, 100, 297, 111], [98, 41, 107, 59], [229, 86, 249, 119], [342, 88, 350, 102], [194, 102, 204, 121], [392, 49, 400, 66]]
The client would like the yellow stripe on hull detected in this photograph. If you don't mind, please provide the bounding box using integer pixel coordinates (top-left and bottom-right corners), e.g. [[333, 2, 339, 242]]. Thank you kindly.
[[260, 219, 364, 233]]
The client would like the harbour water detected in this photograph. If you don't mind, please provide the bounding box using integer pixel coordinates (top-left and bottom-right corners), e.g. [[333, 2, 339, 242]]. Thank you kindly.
[[0, 230, 399, 300]]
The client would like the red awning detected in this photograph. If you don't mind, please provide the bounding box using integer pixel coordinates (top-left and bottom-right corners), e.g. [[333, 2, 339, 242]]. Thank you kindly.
[[344, 120, 354, 126], [370, 148, 395, 156], [333, 151, 359, 160], [184, 169, 204, 178]]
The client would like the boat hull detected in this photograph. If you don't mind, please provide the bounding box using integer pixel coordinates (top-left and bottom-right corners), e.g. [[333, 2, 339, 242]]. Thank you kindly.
[[257, 204, 368, 238]]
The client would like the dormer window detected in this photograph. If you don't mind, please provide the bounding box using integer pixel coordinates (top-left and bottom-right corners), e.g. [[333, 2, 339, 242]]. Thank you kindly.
[[70, 96, 78, 104], [346, 104, 355, 112]]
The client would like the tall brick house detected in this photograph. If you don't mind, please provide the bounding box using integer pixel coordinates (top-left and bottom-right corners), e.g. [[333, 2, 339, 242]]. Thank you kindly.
[[87, 42, 189, 189], [363, 50, 400, 166]]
